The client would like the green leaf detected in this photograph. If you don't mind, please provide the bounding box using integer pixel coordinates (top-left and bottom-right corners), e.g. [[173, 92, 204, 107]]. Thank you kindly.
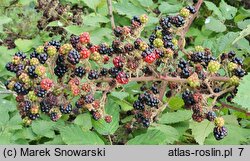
[[189, 120, 214, 145], [219, 0, 237, 20], [82, 13, 110, 26], [237, 19, 250, 30], [92, 98, 119, 135], [0, 107, 9, 126], [64, 25, 88, 35], [204, 1, 224, 20], [14, 39, 34, 52], [74, 113, 92, 130], [44, 135, 65, 145], [0, 15, 12, 25], [114, 0, 146, 18], [205, 17, 226, 32], [150, 125, 180, 144], [60, 125, 104, 145], [82, 0, 101, 11], [217, 32, 238, 52], [233, 73, 250, 111], [137, 0, 153, 8], [31, 120, 55, 138], [159, 110, 192, 124], [232, 25, 250, 44], [158, 2, 182, 14], [222, 115, 238, 126], [110, 96, 133, 111], [127, 129, 167, 145], [205, 125, 250, 145], [168, 96, 184, 110], [47, 21, 63, 27], [110, 91, 129, 100]]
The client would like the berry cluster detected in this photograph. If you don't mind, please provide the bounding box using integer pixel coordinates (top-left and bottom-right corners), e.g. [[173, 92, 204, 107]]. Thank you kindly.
[[4, 5, 246, 142]]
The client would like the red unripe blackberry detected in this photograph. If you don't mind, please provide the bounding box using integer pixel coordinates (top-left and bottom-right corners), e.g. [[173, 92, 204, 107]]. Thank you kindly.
[[79, 32, 90, 44], [80, 48, 90, 59], [89, 45, 99, 53], [104, 115, 112, 123], [113, 56, 124, 68], [40, 78, 53, 90], [116, 71, 129, 84]]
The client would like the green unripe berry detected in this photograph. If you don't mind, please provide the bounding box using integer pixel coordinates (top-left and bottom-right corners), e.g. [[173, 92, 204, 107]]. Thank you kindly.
[[228, 62, 238, 71], [187, 73, 200, 88], [230, 75, 240, 85], [214, 117, 224, 127], [47, 46, 57, 57], [153, 38, 164, 48], [180, 8, 190, 18], [195, 46, 204, 52], [208, 61, 221, 73], [36, 46, 44, 54]]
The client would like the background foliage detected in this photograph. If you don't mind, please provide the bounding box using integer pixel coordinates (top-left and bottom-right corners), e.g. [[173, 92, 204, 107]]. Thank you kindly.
[[0, 0, 250, 145]]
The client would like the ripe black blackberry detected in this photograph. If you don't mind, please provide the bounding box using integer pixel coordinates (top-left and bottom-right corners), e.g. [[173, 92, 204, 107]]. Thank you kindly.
[[84, 94, 95, 104], [186, 6, 196, 14], [15, 51, 26, 60], [70, 35, 80, 48], [50, 112, 58, 121], [151, 85, 159, 94], [142, 66, 153, 75], [5, 62, 16, 72], [142, 118, 150, 127], [232, 57, 243, 66], [60, 104, 72, 114], [180, 67, 190, 78], [178, 59, 188, 69], [182, 90, 195, 106], [213, 88, 221, 93], [144, 94, 159, 107], [162, 34, 173, 41], [54, 65, 68, 78], [134, 38, 143, 49], [163, 40, 174, 49], [30, 51, 39, 59], [27, 66, 38, 78], [88, 70, 99, 80], [113, 26, 123, 37], [13, 82, 25, 94], [171, 15, 185, 27], [35, 87, 47, 98], [234, 68, 245, 77], [108, 67, 120, 78], [228, 51, 236, 58], [133, 100, 145, 110], [100, 68, 108, 76], [213, 126, 228, 140], [159, 17, 171, 29], [67, 49, 80, 65], [48, 40, 61, 50], [149, 34, 156, 44], [29, 113, 40, 120], [74, 66, 86, 78], [56, 54, 65, 66], [38, 53, 48, 64], [40, 100, 51, 113], [98, 43, 109, 55], [207, 111, 217, 121], [226, 95, 233, 102], [23, 101, 32, 112]]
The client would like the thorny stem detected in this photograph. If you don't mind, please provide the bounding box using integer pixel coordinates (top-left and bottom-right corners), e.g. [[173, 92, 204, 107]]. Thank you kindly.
[[107, 0, 116, 29], [178, 0, 204, 51], [218, 101, 250, 116]]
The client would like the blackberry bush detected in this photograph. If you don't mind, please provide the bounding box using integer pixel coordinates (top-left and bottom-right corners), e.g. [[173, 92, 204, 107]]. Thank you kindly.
[[1, 0, 250, 145]]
